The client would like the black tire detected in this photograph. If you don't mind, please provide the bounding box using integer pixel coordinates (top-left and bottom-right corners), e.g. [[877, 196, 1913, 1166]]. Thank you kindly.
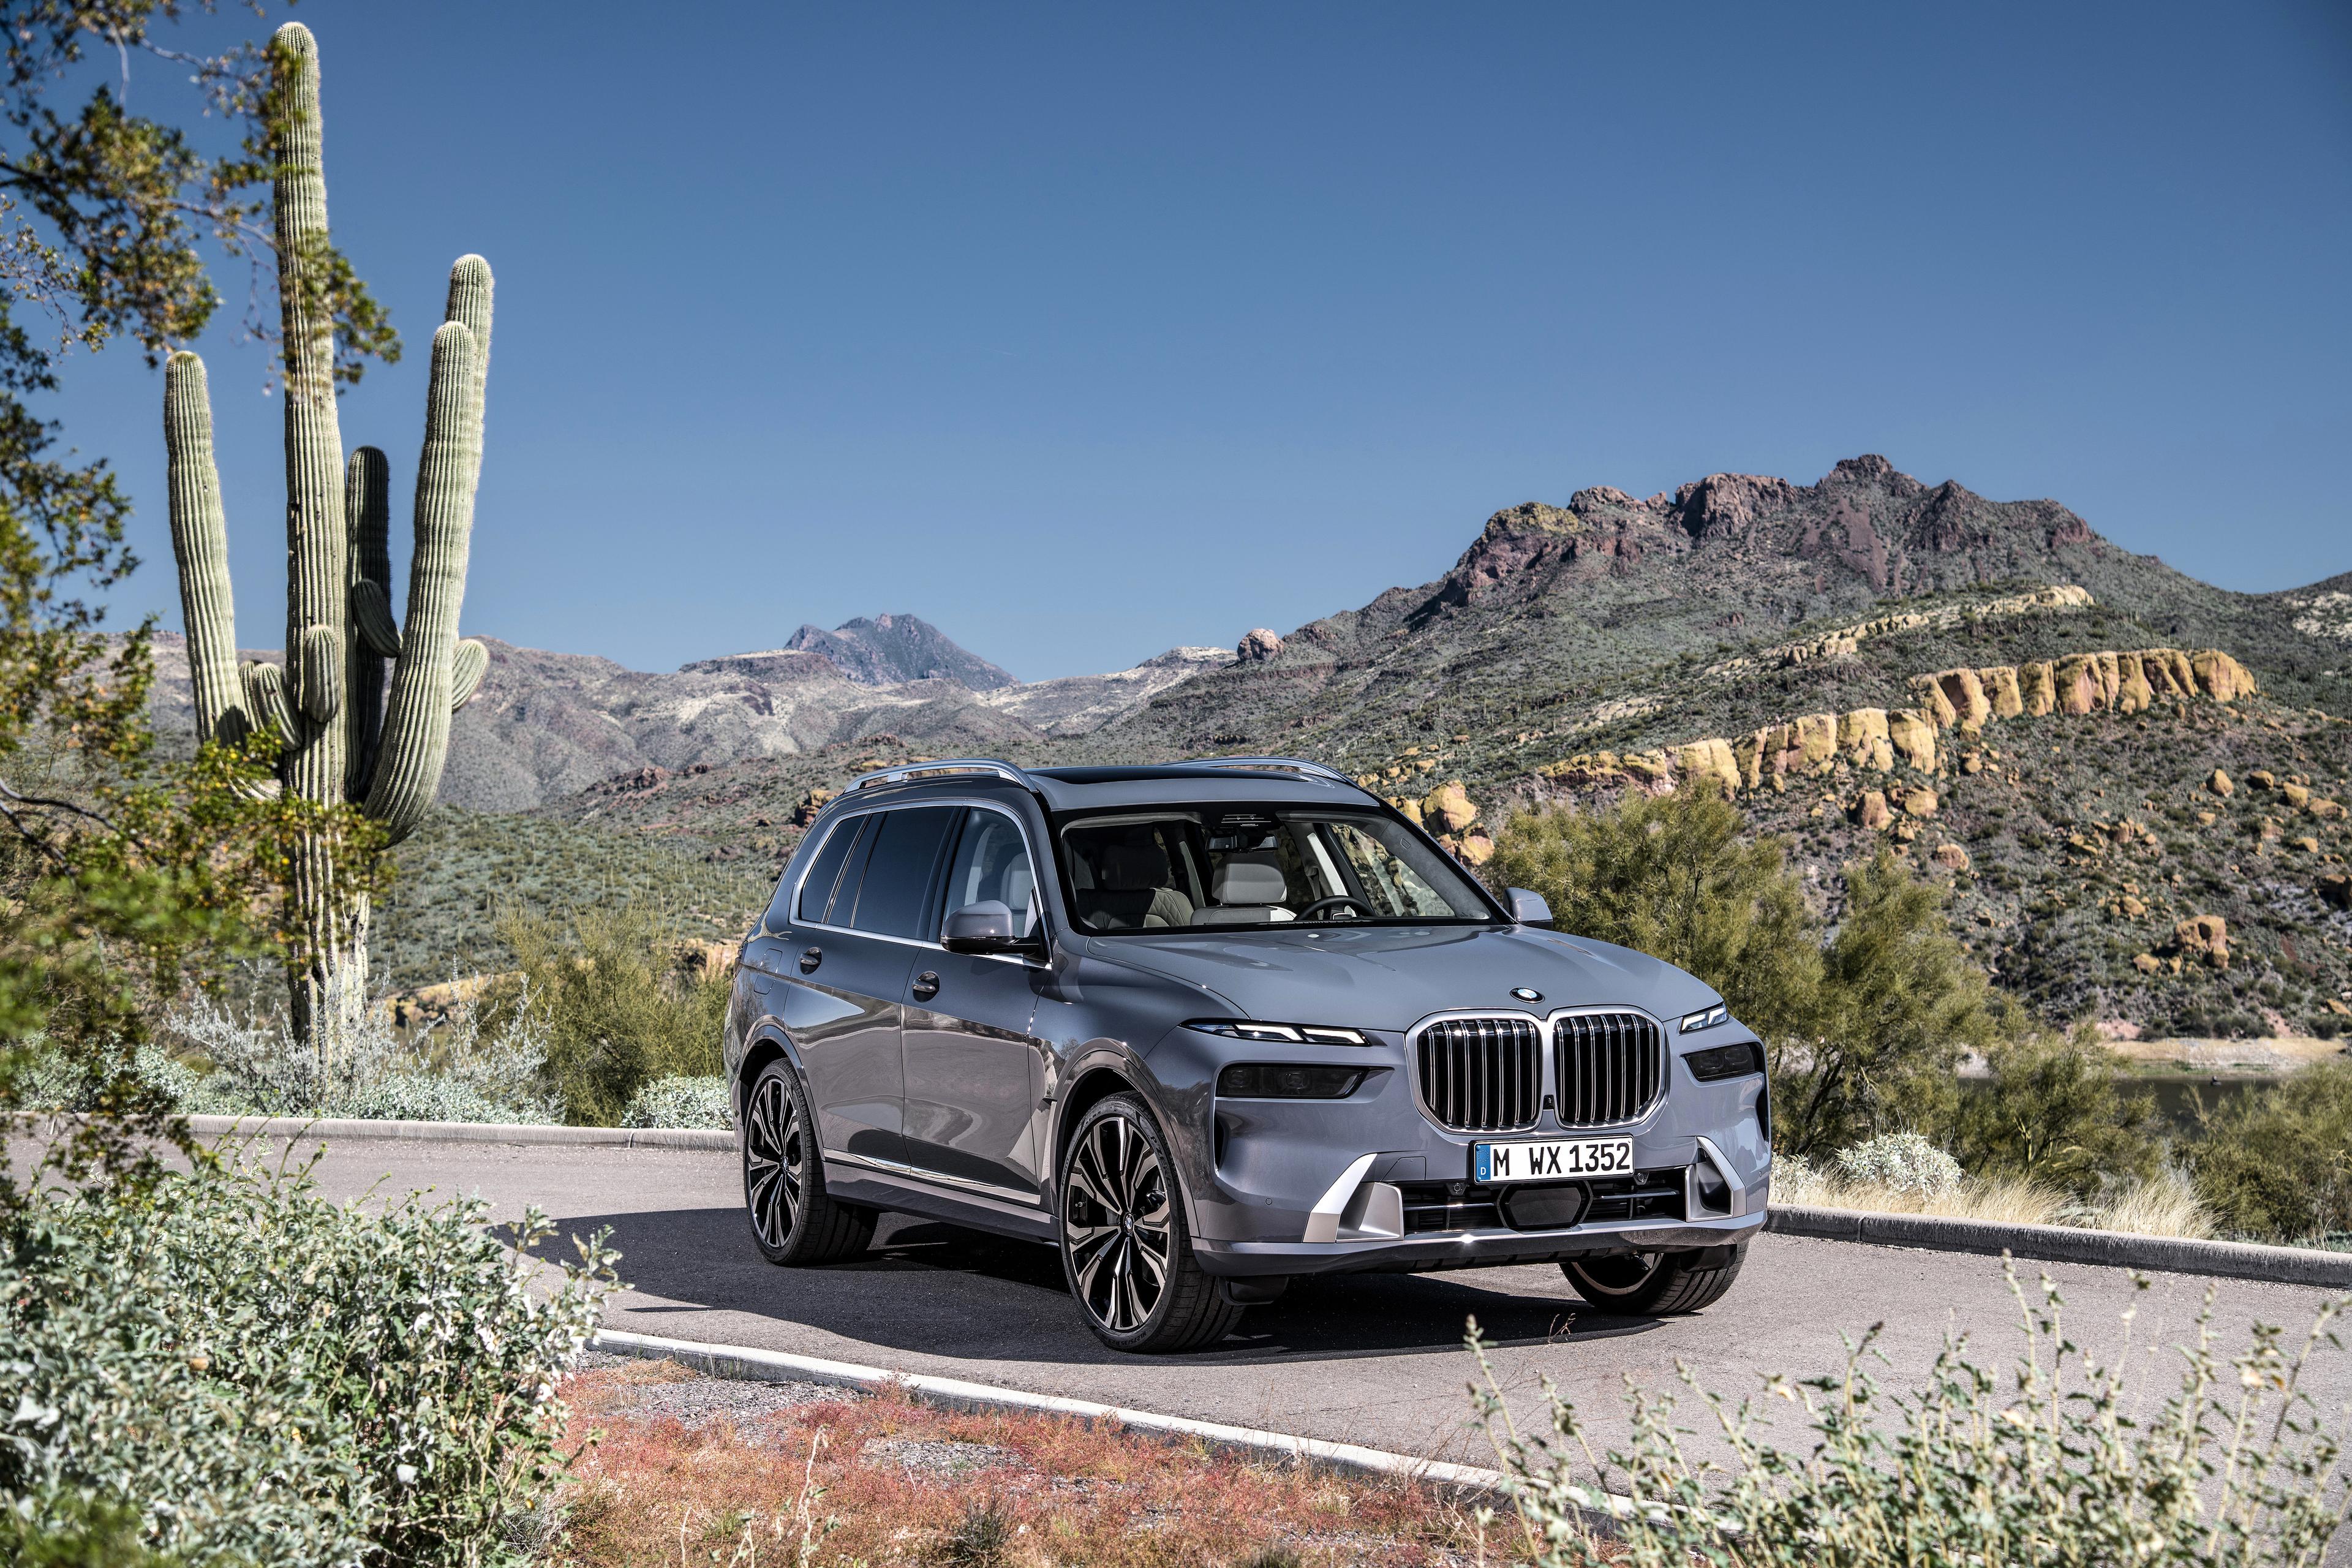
[[1058, 1093, 1242, 1354], [1562, 1240, 1748, 1314], [742, 1058, 873, 1265]]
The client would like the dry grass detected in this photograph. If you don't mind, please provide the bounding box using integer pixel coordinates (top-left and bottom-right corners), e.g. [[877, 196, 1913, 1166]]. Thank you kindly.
[[549, 1358, 1502, 1567], [1774, 1163, 2216, 1238]]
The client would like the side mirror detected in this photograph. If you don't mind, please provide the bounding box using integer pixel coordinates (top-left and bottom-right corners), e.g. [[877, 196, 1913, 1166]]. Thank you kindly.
[[941, 900, 1044, 957], [1506, 888, 1553, 926]]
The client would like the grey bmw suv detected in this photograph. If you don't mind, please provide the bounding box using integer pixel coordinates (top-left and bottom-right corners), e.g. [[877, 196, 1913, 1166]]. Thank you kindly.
[[723, 756, 1770, 1352]]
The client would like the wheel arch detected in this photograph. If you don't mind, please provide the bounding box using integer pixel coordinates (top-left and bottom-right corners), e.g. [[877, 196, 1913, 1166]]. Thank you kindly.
[[735, 1026, 803, 1123], [1052, 1061, 1145, 1174]]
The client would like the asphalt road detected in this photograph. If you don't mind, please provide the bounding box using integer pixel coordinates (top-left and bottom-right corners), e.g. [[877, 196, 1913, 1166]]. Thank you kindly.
[[229, 1134, 2352, 1478]]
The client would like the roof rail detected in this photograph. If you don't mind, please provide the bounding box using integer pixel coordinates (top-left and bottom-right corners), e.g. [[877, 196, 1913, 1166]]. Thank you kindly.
[[851, 757, 1036, 792], [1185, 756, 1356, 786]]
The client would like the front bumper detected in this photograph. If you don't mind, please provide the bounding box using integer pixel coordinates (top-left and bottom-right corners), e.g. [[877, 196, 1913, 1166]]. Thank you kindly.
[[1153, 1023, 1774, 1278], [1194, 1208, 1766, 1278]]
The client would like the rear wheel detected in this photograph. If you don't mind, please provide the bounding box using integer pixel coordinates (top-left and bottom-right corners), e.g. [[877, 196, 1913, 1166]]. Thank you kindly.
[[742, 1059, 873, 1265], [1058, 1093, 1241, 1353], [1562, 1240, 1747, 1314]]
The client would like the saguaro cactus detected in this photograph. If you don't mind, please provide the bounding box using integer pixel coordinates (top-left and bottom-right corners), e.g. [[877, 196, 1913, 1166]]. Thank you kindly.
[[163, 22, 491, 1049]]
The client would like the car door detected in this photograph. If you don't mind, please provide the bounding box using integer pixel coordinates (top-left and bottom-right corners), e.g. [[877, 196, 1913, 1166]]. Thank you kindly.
[[781, 805, 957, 1164], [899, 804, 1053, 1197]]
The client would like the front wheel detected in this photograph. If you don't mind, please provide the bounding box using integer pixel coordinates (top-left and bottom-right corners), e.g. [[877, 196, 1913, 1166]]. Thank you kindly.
[[1562, 1240, 1747, 1314], [742, 1059, 873, 1265], [1058, 1093, 1241, 1353]]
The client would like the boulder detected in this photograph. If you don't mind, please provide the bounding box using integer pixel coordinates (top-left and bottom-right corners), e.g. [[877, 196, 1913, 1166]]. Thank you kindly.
[[1793, 713, 1839, 767], [2282, 782, 2312, 809], [2052, 654, 2103, 715], [2315, 799, 2348, 821], [2140, 647, 2196, 699], [2018, 660, 2057, 716], [2320, 872, 2351, 912], [2116, 654, 2155, 714], [1851, 790, 1892, 830], [1887, 709, 1939, 772], [1931, 842, 1969, 870], [1457, 833, 1495, 865], [1901, 787, 1940, 817], [2248, 769, 2278, 791], [2132, 953, 2162, 975], [1837, 708, 1893, 771], [675, 939, 742, 979], [1675, 737, 1743, 797], [1909, 676, 1959, 729], [1621, 748, 1673, 787], [1732, 731, 1768, 790], [1978, 665, 2024, 719], [1934, 668, 1992, 730], [2207, 769, 2233, 799], [1424, 780, 1479, 834], [2173, 913, 2230, 970], [1395, 797, 1424, 826], [1236, 627, 1284, 663], [2191, 649, 2256, 701]]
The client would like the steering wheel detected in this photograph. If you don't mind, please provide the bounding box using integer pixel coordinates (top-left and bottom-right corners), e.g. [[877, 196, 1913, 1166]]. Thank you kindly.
[[1298, 895, 1376, 922]]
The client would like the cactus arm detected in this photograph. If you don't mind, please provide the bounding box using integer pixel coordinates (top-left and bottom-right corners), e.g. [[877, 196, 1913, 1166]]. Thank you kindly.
[[162, 352, 248, 747], [342, 445, 394, 796], [363, 318, 480, 841], [241, 660, 293, 741], [450, 638, 488, 711], [270, 20, 350, 805], [443, 255, 492, 496]]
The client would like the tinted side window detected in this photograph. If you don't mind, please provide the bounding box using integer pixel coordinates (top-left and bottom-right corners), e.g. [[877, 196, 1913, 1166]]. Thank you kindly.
[[943, 807, 1040, 935], [845, 807, 959, 938], [790, 814, 869, 926]]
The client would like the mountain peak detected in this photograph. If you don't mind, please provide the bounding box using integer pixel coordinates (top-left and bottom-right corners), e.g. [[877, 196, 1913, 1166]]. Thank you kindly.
[[782, 614, 1017, 690]]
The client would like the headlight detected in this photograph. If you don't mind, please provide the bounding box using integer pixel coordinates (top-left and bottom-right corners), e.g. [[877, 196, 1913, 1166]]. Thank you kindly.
[[1684, 1040, 1765, 1081], [1216, 1063, 1370, 1099], [1679, 1004, 1728, 1033], [1188, 1020, 1368, 1046]]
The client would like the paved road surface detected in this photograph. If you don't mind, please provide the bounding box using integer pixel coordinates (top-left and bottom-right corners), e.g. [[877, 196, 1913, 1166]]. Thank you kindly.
[[248, 1135, 2352, 1475]]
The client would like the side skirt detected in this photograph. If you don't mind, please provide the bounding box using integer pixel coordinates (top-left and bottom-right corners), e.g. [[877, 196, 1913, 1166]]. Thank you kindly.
[[822, 1153, 1058, 1245]]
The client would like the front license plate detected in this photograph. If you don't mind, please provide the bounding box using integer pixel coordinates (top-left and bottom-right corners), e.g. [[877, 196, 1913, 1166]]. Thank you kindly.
[[1474, 1137, 1634, 1183]]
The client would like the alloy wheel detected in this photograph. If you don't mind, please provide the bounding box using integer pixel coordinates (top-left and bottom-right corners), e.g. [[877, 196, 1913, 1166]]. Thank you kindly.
[[1062, 1111, 1173, 1333], [744, 1072, 804, 1250]]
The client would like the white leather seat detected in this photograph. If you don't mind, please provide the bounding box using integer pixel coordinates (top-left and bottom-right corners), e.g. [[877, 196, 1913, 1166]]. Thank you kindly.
[[1191, 854, 1295, 925]]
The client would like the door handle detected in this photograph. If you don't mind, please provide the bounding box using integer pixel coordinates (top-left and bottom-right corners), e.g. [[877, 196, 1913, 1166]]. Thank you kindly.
[[911, 971, 940, 1003], [799, 947, 823, 974]]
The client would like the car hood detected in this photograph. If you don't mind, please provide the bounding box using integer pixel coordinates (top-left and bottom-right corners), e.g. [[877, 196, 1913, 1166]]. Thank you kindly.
[[1091, 923, 1718, 1033]]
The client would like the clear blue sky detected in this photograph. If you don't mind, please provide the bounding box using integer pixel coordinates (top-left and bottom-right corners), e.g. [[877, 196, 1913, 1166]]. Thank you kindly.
[[50, 0, 2352, 682]]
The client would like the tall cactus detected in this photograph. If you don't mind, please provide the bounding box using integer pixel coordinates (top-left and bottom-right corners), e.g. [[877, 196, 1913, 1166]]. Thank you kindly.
[[163, 21, 491, 1050]]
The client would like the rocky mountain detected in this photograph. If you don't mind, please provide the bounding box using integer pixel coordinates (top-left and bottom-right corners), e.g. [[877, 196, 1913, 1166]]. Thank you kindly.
[[758, 612, 1019, 690]]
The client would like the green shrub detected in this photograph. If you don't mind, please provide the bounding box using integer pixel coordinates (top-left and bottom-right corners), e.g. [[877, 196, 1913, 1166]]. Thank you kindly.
[[1957, 1030, 2164, 1200], [2188, 1059, 2352, 1243], [1470, 1265, 2348, 1566], [480, 908, 728, 1126], [1485, 787, 1820, 1045], [0, 1154, 616, 1567], [1831, 1132, 1961, 1198]]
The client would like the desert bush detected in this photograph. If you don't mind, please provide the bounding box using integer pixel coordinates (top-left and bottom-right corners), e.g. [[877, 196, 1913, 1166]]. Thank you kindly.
[[1487, 787, 1821, 1045], [1956, 1030, 2163, 1199], [0, 1153, 616, 1567], [481, 908, 728, 1126], [1831, 1131, 1961, 1198], [160, 971, 559, 1125], [1471, 1266, 2348, 1566], [620, 1074, 733, 1130], [1490, 795, 2026, 1159], [2188, 1058, 2352, 1244]]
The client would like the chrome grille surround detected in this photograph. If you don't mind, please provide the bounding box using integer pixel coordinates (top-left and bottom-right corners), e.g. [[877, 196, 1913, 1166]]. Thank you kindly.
[[1553, 1008, 1667, 1128], [1411, 1013, 1543, 1133]]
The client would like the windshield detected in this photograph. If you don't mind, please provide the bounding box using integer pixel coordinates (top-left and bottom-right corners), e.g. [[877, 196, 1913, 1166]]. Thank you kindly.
[[1055, 806, 1497, 933]]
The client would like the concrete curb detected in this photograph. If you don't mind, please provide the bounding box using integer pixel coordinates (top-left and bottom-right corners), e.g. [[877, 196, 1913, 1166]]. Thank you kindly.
[[1768, 1205, 2352, 1288], [183, 1114, 733, 1152], [589, 1327, 1588, 1509]]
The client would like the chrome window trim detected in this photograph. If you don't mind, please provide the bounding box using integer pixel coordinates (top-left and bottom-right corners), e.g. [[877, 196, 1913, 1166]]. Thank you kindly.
[[786, 796, 1051, 968], [1404, 1003, 1672, 1137]]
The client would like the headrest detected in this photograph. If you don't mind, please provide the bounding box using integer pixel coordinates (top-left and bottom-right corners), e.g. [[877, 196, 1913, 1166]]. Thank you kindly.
[[1096, 837, 1168, 891], [1211, 854, 1287, 905]]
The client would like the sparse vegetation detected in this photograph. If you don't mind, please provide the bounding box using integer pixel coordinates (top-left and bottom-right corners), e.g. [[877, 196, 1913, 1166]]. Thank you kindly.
[[2187, 1058, 2352, 1245]]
